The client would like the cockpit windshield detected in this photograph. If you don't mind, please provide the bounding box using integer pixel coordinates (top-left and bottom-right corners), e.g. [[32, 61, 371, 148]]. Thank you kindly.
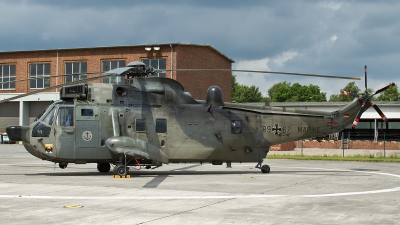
[[41, 106, 56, 125], [36, 100, 73, 122], [32, 101, 74, 137]]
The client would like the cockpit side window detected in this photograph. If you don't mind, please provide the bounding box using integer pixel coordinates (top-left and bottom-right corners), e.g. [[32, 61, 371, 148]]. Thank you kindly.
[[58, 107, 74, 126], [81, 109, 94, 116]]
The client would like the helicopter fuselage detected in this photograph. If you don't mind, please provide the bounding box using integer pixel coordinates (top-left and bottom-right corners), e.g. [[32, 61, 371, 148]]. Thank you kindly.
[[8, 77, 364, 169]]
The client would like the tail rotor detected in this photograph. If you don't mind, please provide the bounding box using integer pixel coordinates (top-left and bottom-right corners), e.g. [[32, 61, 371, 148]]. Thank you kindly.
[[340, 65, 395, 128]]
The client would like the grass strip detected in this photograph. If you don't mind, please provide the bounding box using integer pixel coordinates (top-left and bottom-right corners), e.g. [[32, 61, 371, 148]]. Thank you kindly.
[[267, 154, 400, 162]]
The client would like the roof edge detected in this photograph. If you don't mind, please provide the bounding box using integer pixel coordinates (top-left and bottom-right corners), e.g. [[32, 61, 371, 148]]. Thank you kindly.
[[0, 43, 235, 63]]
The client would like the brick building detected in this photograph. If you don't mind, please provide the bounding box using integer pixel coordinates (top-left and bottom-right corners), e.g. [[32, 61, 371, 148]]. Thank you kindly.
[[0, 43, 234, 132]]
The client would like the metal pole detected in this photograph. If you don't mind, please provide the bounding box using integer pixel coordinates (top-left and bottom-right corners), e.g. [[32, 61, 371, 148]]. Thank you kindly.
[[342, 132, 344, 157], [384, 133, 386, 158]]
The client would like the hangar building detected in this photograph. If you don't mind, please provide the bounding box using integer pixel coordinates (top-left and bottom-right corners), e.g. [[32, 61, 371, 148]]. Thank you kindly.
[[0, 43, 234, 132]]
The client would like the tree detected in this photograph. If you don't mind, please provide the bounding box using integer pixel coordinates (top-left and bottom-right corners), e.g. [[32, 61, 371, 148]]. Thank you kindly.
[[376, 85, 399, 101], [231, 75, 265, 103], [268, 82, 327, 102], [268, 81, 291, 102], [231, 74, 238, 90]]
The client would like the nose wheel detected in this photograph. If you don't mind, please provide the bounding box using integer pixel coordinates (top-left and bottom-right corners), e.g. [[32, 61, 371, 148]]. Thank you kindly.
[[97, 163, 111, 173]]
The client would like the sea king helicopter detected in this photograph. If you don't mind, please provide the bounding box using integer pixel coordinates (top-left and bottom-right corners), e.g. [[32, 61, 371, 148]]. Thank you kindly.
[[3, 62, 395, 176]]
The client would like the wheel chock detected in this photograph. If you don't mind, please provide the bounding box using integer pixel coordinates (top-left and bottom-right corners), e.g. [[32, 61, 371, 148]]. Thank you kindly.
[[113, 175, 131, 178]]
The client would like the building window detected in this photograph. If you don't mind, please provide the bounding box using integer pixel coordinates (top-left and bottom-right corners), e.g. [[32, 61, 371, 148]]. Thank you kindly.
[[142, 59, 166, 77], [0, 65, 16, 90], [30, 63, 50, 89], [102, 60, 125, 84], [65, 62, 87, 83]]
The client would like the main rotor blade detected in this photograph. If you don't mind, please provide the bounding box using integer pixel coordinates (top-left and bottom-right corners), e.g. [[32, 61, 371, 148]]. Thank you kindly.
[[165, 69, 361, 80], [3, 68, 361, 85], [0, 73, 118, 104], [0, 71, 104, 85], [371, 102, 389, 122]]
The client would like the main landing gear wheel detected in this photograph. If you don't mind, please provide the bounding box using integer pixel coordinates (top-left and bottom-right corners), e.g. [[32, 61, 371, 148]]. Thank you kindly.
[[97, 163, 111, 173], [114, 165, 129, 176], [261, 164, 270, 173]]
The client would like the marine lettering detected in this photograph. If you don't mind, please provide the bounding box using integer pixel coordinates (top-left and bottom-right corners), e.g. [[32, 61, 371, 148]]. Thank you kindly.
[[297, 126, 320, 133]]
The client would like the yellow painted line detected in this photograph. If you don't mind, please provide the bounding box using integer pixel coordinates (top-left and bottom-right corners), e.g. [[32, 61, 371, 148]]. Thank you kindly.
[[64, 205, 83, 209]]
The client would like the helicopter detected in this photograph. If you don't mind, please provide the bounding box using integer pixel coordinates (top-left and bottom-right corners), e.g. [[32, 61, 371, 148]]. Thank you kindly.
[[3, 62, 395, 176]]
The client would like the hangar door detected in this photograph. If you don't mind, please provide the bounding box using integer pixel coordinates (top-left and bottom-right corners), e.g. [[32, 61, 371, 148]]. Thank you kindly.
[[0, 102, 19, 132], [29, 101, 53, 125]]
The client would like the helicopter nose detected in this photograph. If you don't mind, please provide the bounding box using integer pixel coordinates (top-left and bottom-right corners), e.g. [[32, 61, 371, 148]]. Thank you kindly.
[[6, 126, 22, 142]]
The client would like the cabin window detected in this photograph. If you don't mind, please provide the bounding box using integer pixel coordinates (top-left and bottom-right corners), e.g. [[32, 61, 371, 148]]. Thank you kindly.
[[135, 119, 146, 132], [29, 63, 50, 89], [81, 109, 94, 117], [156, 118, 167, 133], [231, 120, 242, 134], [58, 107, 74, 126], [0, 64, 16, 90], [65, 62, 87, 82]]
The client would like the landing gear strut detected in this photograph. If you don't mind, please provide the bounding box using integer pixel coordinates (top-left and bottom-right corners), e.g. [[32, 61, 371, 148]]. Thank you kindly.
[[255, 160, 270, 173]]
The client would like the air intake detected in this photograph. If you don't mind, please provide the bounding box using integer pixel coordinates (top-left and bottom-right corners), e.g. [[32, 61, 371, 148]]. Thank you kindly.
[[60, 83, 87, 100]]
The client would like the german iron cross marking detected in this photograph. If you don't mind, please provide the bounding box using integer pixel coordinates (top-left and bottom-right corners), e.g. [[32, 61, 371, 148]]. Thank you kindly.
[[272, 124, 281, 135]]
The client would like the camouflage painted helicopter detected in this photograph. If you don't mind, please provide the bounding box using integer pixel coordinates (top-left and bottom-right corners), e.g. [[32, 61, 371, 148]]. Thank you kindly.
[[4, 62, 395, 176]]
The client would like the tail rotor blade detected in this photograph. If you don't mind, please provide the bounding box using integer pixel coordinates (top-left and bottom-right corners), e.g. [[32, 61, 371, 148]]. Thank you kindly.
[[341, 90, 362, 98], [352, 101, 369, 128], [371, 83, 395, 97], [352, 108, 364, 128], [371, 102, 389, 122], [364, 65, 368, 94]]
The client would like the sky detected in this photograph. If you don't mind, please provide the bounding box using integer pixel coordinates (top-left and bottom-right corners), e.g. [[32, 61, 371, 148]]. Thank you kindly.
[[1, 0, 399, 99]]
